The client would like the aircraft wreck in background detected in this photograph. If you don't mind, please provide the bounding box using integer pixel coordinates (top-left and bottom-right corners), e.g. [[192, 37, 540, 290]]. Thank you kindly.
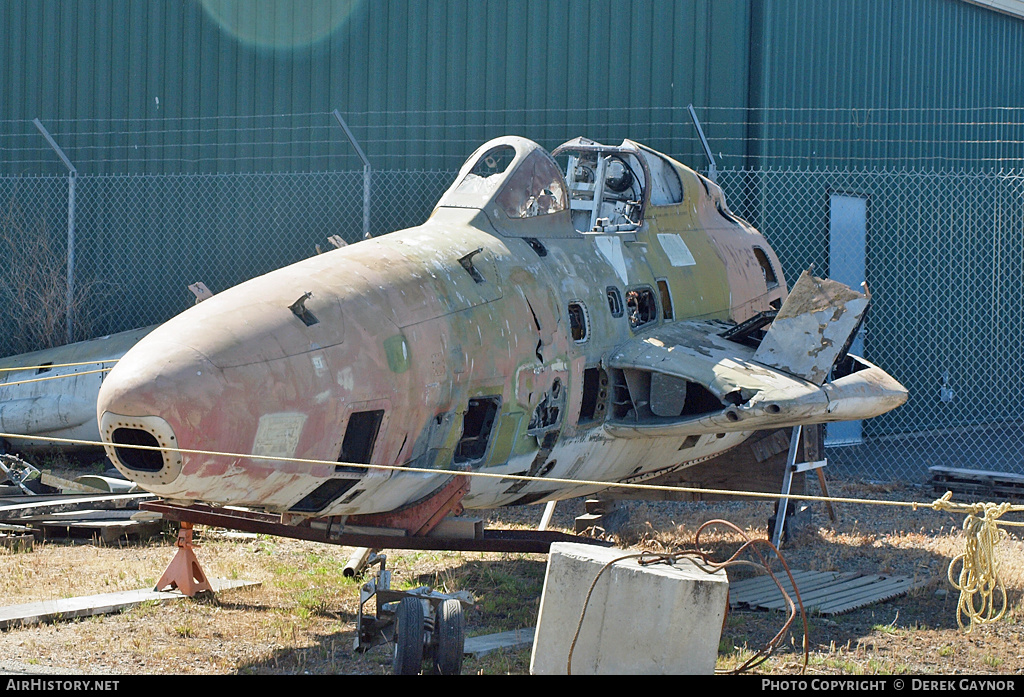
[[0, 283, 212, 456], [0, 327, 152, 453], [91, 135, 906, 526]]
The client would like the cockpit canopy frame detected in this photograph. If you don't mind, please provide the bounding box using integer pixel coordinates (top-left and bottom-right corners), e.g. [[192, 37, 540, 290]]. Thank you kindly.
[[436, 135, 663, 237]]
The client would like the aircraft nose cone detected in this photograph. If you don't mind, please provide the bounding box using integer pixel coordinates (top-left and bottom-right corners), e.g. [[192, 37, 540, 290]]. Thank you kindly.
[[97, 342, 223, 489]]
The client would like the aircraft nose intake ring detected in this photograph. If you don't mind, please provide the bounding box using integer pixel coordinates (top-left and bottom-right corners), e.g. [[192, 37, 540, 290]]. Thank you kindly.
[[111, 427, 164, 472], [99, 412, 184, 487]]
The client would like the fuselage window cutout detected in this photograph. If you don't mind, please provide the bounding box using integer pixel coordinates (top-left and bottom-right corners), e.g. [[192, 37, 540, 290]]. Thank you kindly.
[[753, 247, 779, 289], [337, 409, 384, 472], [625, 287, 658, 329], [454, 396, 501, 464], [458, 248, 486, 283], [568, 302, 589, 342], [656, 280, 674, 321], [288, 478, 360, 514], [289, 292, 319, 326], [606, 286, 624, 318], [524, 237, 548, 257]]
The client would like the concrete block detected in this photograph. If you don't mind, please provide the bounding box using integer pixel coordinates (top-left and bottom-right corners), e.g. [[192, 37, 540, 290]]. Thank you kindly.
[[530, 542, 728, 675]]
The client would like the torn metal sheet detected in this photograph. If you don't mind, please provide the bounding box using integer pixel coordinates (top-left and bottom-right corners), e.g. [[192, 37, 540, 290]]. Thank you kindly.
[[753, 270, 869, 385], [0, 493, 153, 520]]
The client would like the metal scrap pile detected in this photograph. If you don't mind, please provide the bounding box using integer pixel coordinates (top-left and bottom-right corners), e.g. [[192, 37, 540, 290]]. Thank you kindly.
[[0, 453, 159, 549]]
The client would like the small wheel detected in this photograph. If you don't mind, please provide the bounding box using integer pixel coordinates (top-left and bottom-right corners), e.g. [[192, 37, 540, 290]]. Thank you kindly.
[[434, 598, 465, 675], [393, 597, 424, 675]]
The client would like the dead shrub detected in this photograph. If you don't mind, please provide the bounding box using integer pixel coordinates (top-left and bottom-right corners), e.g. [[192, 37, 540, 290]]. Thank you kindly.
[[0, 188, 111, 356]]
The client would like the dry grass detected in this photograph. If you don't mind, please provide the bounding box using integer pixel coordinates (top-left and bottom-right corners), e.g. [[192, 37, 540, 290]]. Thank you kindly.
[[1, 481, 1024, 675]]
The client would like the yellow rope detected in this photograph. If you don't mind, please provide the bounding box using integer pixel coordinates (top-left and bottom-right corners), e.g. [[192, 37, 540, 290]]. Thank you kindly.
[[0, 367, 113, 388], [1, 429, 1022, 632], [921, 491, 1023, 631], [0, 360, 118, 373]]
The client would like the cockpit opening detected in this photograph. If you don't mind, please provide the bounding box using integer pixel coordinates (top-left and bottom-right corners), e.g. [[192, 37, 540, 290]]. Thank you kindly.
[[552, 144, 647, 233], [625, 287, 658, 329]]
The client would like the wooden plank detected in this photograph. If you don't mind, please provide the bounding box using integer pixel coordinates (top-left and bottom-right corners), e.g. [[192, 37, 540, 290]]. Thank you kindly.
[[0, 579, 259, 630], [0, 533, 34, 551], [930, 465, 1024, 484], [40, 472, 108, 494], [929, 466, 1024, 502], [729, 570, 849, 602], [757, 575, 899, 611], [464, 628, 535, 658], [29, 517, 163, 543]]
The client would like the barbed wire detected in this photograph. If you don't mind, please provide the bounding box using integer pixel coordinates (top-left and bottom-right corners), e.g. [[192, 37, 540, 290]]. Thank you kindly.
[[2, 107, 1022, 171]]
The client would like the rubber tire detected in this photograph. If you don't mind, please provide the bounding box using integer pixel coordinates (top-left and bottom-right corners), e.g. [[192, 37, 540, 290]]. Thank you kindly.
[[393, 597, 424, 675], [434, 598, 465, 675]]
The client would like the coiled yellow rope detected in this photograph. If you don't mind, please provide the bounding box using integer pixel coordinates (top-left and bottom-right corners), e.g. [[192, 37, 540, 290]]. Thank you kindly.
[[919, 491, 1024, 632]]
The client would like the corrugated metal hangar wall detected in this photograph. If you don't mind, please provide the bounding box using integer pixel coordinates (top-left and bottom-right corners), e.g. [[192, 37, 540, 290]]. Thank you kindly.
[[3, 0, 1023, 173], [1, 0, 753, 173]]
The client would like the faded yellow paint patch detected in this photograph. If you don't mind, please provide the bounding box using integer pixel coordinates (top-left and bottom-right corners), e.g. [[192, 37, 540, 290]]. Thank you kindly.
[[643, 210, 731, 320]]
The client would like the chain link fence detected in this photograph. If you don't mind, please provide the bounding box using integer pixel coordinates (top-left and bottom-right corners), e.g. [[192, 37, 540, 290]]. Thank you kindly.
[[3, 163, 1022, 483], [719, 167, 1024, 481], [0, 169, 456, 351]]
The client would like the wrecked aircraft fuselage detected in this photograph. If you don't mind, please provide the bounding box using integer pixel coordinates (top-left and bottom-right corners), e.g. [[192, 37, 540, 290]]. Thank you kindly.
[[96, 136, 907, 517], [0, 327, 153, 452]]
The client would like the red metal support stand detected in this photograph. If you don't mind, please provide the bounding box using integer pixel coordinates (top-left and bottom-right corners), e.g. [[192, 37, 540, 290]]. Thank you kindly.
[[154, 521, 214, 596]]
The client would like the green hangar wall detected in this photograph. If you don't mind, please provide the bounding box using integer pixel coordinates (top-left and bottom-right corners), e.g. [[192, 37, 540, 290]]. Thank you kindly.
[[0, 0, 754, 174], [4, 0, 1023, 173]]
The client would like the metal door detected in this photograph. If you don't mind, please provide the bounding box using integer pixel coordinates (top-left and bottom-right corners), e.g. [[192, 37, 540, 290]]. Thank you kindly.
[[826, 194, 867, 446]]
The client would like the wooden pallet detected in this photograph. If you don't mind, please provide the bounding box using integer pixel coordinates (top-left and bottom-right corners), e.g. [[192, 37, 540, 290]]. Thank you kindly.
[[21, 510, 163, 543], [729, 570, 929, 615], [929, 466, 1024, 502]]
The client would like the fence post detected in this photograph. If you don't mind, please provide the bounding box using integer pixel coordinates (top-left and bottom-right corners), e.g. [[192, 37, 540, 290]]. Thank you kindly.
[[687, 104, 718, 183], [332, 109, 372, 239], [32, 118, 77, 345]]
